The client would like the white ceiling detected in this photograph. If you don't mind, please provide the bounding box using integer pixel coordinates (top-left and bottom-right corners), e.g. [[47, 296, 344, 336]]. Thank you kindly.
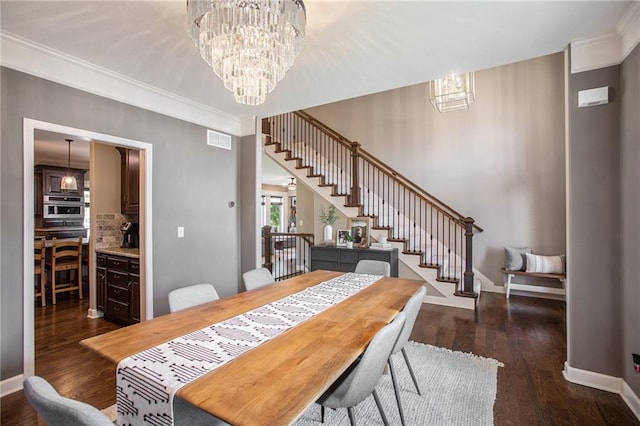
[[1, 1, 633, 122], [3, 1, 634, 179]]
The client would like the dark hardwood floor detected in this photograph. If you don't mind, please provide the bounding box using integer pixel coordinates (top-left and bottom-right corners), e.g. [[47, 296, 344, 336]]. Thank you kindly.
[[2, 291, 638, 425]]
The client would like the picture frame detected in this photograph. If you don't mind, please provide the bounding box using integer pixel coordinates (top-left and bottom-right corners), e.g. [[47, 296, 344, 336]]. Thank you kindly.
[[348, 217, 371, 248], [336, 229, 351, 247]]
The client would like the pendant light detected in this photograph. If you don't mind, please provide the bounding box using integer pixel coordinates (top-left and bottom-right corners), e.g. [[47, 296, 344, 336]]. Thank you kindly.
[[287, 177, 296, 191], [60, 139, 78, 191]]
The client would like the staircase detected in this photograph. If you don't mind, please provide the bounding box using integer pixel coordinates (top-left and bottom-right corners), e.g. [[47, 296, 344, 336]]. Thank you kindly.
[[262, 111, 488, 310]]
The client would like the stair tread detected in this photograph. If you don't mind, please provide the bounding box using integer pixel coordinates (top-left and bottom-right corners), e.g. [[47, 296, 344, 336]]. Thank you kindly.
[[419, 263, 441, 269]]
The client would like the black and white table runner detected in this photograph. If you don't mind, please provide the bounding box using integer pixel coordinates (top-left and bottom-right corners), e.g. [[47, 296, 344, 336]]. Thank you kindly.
[[116, 273, 382, 426]]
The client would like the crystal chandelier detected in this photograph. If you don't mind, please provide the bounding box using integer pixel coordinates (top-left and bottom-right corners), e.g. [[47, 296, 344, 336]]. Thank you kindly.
[[429, 72, 475, 112], [187, 0, 306, 106]]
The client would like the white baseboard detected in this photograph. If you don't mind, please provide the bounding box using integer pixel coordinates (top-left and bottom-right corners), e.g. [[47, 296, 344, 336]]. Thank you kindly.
[[622, 380, 640, 420], [482, 285, 506, 294], [508, 289, 566, 301], [564, 362, 640, 420], [1, 374, 24, 397]]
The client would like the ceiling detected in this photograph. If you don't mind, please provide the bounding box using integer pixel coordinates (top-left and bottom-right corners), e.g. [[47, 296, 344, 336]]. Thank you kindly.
[[3, 1, 634, 181], [1, 1, 633, 122]]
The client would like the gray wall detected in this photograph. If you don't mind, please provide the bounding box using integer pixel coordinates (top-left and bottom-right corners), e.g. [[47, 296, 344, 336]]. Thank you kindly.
[[306, 53, 567, 286], [620, 44, 640, 396], [0, 67, 241, 379], [567, 61, 621, 377], [239, 134, 258, 277]]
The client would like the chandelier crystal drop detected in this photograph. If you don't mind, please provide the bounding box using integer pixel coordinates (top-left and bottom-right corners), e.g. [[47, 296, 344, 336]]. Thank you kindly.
[[187, 0, 306, 106], [429, 72, 475, 112]]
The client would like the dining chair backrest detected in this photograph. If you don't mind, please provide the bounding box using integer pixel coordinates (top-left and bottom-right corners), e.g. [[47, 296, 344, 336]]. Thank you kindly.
[[48, 237, 83, 304], [34, 238, 46, 306], [242, 268, 275, 291], [168, 283, 220, 313], [319, 312, 406, 409], [23, 376, 114, 426], [354, 260, 391, 277], [34, 237, 46, 272], [392, 285, 426, 354]]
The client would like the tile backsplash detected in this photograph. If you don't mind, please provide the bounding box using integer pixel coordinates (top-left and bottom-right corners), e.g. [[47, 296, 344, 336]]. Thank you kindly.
[[94, 213, 134, 248]]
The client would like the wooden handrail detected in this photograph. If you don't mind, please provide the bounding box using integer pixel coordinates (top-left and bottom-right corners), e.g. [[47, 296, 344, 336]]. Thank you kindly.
[[294, 110, 483, 232]]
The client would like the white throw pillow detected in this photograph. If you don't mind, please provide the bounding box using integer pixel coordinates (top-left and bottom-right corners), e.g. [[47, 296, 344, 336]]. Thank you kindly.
[[525, 253, 565, 274]]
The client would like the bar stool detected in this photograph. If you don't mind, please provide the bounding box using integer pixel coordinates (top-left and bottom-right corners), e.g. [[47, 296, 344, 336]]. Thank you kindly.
[[34, 237, 46, 307], [47, 237, 83, 304]]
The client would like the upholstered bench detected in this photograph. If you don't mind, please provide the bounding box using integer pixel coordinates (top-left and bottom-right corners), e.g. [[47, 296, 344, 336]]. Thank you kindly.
[[502, 268, 566, 299]]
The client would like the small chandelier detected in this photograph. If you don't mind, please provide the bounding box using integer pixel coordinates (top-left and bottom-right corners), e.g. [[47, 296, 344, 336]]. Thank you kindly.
[[187, 0, 306, 106], [287, 177, 296, 191], [429, 72, 475, 112], [61, 139, 78, 191]]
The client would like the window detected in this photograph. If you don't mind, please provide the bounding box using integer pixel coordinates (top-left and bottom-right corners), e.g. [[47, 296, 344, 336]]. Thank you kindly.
[[270, 196, 284, 232], [261, 194, 286, 232]]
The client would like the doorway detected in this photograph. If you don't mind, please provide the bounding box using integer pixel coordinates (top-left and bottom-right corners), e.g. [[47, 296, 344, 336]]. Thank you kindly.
[[22, 118, 154, 379]]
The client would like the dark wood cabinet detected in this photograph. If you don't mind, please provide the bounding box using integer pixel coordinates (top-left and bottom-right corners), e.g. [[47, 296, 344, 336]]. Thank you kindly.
[[96, 255, 107, 312], [310, 245, 399, 277], [34, 165, 87, 231], [36, 166, 85, 196], [96, 252, 140, 325], [129, 263, 140, 323], [117, 148, 140, 215], [34, 173, 43, 216]]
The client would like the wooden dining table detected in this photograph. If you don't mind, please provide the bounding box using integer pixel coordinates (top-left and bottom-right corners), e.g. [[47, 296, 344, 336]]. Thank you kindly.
[[81, 270, 425, 426]]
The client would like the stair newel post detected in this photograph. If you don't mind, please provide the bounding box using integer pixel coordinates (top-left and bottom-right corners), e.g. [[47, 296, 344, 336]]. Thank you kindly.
[[460, 217, 476, 296], [349, 141, 361, 206], [262, 225, 274, 273]]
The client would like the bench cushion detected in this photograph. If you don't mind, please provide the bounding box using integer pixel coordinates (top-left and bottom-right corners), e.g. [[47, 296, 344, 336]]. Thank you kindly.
[[504, 246, 531, 271], [525, 253, 566, 274]]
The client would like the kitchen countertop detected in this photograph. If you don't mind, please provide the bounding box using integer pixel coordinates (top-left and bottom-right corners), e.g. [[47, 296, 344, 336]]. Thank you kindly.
[[96, 247, 140, 258], [35, 226, 88, 232], [43, 237, 89, 247]]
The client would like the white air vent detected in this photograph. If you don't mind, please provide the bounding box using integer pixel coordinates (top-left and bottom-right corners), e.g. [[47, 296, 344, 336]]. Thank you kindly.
[[207, 129, 232, 150], [578, 87, 609, 108]]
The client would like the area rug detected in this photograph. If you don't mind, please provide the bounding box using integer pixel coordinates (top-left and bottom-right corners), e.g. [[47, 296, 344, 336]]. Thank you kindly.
[[294, 341, 504, 426]]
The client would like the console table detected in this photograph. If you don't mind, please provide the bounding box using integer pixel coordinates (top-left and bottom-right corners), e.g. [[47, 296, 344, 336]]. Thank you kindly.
[[310, 245, 399, 277]]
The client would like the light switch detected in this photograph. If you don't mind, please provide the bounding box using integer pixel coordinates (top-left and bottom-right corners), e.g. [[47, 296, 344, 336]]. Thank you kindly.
[[177, 226, 184, 238], [299, 220, 303, 226]]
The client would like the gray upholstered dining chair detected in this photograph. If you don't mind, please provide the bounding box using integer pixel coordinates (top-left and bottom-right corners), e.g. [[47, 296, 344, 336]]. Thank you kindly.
[[25, 375, 232, 426], [354, 259, 391, 277], [242, 267, 275, 291], [387, 285, 427, 426], [168, 283, 220, 313], [317, 312, 406, 426], [23, 376, 114, 425]]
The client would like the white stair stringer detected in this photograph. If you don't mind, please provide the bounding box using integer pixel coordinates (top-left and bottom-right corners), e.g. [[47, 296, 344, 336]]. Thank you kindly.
[[368, 229, 476, 310], [265, 142, 494, 309], [264, 144, 360, 217]]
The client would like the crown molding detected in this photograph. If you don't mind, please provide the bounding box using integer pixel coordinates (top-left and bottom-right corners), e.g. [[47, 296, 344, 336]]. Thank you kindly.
[[0, 30, 252, 137], [571, 3, 640, 74], [617, 1, 640, 60]]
